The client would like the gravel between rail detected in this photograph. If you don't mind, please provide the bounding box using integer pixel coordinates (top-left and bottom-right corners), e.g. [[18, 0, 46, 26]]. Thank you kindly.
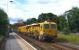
[[18, 33, 79, 50]]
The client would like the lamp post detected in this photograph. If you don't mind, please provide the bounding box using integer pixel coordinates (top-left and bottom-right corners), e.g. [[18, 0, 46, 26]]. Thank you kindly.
[[7, 0, 13, 15], [6, 0, 13, 37], [10, 1, 13, 2]]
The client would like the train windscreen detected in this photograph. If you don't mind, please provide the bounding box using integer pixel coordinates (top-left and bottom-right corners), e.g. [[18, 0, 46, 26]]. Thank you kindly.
[[44, 24, 49, 29], [50, 24, 56, 29]]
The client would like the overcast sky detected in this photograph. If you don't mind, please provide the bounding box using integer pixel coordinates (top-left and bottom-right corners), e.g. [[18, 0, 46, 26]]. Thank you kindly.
[[0, 0, 79, 24]]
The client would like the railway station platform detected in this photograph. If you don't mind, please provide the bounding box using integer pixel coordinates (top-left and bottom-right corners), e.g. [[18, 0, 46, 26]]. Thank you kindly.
[[5, 32, 37, 50]]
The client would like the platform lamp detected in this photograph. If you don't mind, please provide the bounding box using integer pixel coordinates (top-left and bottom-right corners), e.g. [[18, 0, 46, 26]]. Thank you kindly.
[[7, 0, 13, 14], [6, 0, 13, 37]]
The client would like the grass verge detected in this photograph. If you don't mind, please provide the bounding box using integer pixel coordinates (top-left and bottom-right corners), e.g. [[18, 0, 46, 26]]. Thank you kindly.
[[0, 35, 5, 50], [57, 33, 79, 44]]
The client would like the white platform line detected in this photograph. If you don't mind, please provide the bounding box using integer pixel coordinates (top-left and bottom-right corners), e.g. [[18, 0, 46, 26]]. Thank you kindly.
[[15, 33, 37, 50]]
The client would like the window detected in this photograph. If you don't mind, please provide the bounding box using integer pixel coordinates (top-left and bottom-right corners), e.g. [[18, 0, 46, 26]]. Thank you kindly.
[[44, 24, 49, 29], [50, 24, 56, 29]]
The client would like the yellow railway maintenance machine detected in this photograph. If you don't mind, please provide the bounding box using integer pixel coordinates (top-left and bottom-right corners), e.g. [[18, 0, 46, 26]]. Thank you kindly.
[[18, 26, 27, 35], [39, 21, 57, 40], [18, 21, 57, 41], [27, 21, 57, 41]]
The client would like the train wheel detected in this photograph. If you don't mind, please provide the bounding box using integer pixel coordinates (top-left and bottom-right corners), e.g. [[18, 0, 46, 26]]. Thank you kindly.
[[38, 36, 41, 40], [36, 33, 39, 40], [38, 35, 44, 41], [34, 36, 36, 39]]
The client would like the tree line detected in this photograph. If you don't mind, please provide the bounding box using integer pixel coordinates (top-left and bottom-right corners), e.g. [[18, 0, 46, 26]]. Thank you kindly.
[[23, 7, 79, 34], [1, 7, 79, 36], [11, 7, 79, 34]]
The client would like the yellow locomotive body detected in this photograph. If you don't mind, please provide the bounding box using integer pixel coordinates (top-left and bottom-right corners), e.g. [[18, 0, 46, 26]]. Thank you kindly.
[[18, 21, 57, 40], [18, 26, 27, 34], [26, 21, 57, 40], [39, 21, 57, 40]]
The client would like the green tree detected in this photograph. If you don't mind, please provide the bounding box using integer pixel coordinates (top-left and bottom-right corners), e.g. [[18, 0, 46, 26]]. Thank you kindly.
[[57, 15, 69, 33], [38, 13, 57, 23], [64, 7, 79, 32], [0, 8, 9, 36], [38, 13, 47, 22], [25, 18, 37, 25]]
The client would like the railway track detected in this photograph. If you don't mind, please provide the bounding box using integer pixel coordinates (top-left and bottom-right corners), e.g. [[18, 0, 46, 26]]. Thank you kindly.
[[50, 43, 79, 50], [18, 33, 79, 50]]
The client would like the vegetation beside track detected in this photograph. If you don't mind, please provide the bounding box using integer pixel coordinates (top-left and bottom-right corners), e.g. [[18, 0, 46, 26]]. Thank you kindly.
[[0, 35, 4, 42], [57, 33, 79, 44], [0, 8, 9, 49], [0, 35, 5, 50]]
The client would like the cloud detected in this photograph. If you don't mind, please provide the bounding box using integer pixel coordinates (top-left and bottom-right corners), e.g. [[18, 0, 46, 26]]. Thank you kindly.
[[37, 0, 51, 4], [0, 0, 79, 24], [9, 16, 25, 24], [37, 0, 62, 4]]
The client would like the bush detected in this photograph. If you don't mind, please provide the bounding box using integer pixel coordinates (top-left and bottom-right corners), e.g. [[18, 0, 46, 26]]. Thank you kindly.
[[62, 27, 70, 35], [0, 8, 9, 36]]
